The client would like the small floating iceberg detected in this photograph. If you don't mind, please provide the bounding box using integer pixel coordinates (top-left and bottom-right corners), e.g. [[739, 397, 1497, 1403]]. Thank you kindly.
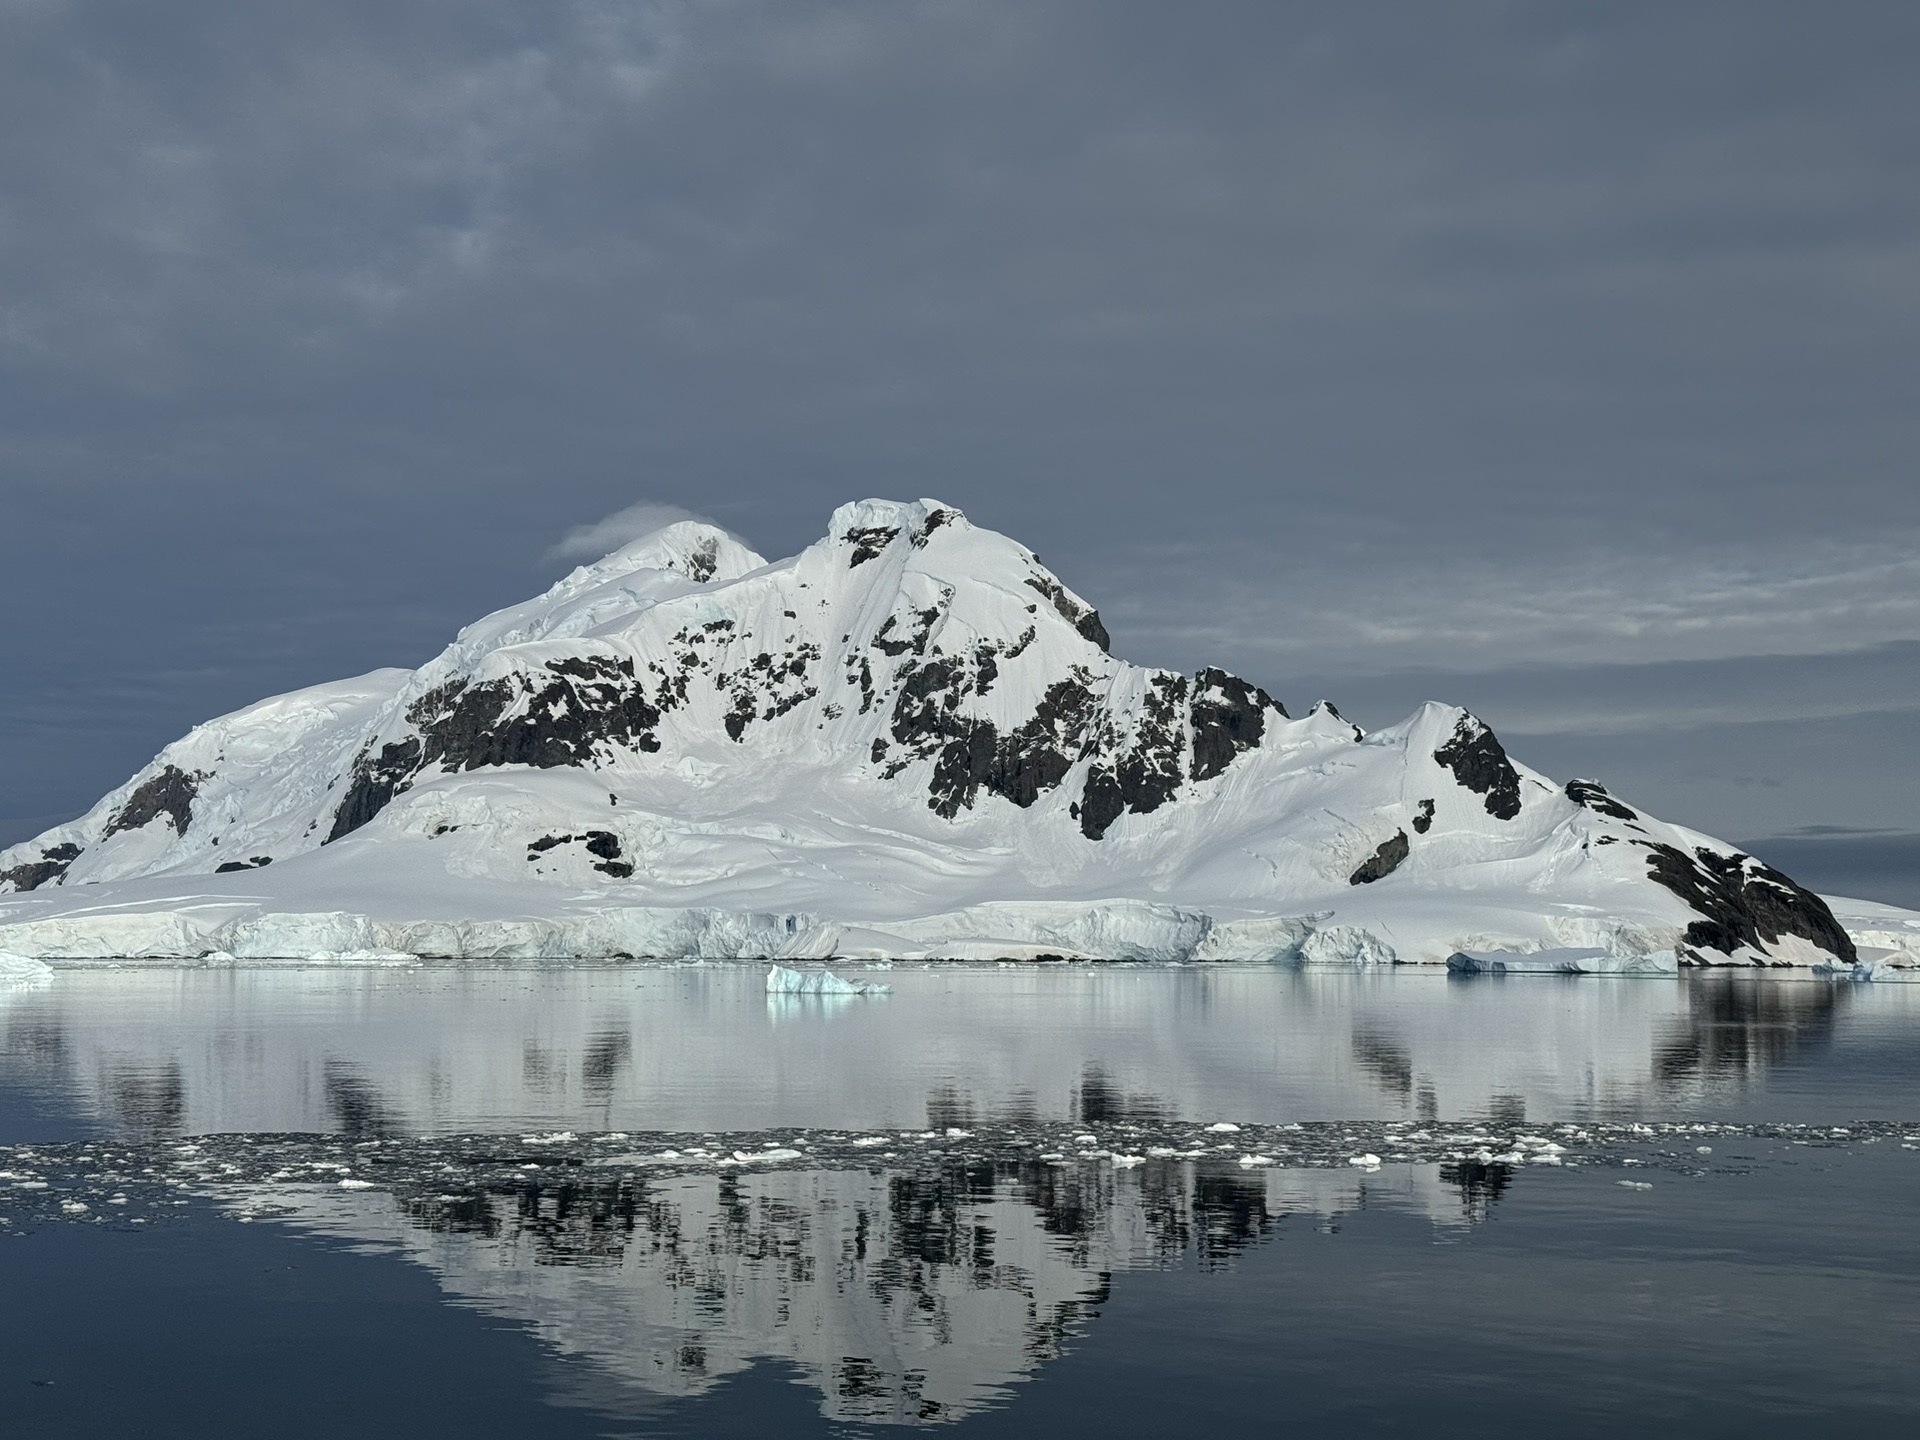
[[1815, 955, 1920, 983], [1446, 948, 1678, 976], [765, 964, 891, 997]]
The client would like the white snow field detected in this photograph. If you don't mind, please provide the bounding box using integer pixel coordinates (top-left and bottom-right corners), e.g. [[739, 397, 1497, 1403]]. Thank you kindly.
[[1, 498, 1908, 966]]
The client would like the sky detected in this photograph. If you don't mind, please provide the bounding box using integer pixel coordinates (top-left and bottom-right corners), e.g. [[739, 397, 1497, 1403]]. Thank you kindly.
[[3, 1, 1917, 903]]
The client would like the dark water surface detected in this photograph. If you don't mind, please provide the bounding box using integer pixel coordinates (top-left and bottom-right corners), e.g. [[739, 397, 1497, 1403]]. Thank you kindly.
[[2, 963, 1917, 1436]]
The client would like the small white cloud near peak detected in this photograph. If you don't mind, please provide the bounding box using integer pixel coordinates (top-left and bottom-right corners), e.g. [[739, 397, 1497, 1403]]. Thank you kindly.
[[547, 501, 726, 563]]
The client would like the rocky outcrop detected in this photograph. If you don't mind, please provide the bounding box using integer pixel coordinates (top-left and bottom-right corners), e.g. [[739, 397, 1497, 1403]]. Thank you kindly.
[[329, 657, 667, 841], [1433, 716, 1521, 821], [1566, 778, 1638, 822], [1639, 842, 1855, 964], [1189, 669, 1286, 782], [0, 841, 83, 893], [1349, 831, 1410, 885], [104, 765, 203, 838]]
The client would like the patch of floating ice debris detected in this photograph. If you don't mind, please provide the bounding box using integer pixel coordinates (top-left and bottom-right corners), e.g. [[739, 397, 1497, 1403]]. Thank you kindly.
[[764, 964, 891, 996], [0, 1120, 1910, 1231]]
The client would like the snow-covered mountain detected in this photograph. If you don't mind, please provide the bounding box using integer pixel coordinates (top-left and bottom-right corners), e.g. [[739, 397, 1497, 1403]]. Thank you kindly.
[[0, 498, 1885, 966]]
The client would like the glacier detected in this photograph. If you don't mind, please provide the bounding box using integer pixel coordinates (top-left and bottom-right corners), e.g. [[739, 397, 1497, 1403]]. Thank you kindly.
[[1, 497, 1908, 967]]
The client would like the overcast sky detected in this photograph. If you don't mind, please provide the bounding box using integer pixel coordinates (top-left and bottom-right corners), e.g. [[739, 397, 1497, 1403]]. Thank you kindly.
[[3, 2, 1916, 900]]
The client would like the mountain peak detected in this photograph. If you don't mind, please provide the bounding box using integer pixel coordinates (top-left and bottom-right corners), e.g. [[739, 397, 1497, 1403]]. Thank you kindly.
[[584, 519, 765, 587]]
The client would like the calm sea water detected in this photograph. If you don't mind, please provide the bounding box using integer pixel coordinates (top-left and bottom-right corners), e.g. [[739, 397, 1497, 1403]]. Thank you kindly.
[[2, 962, 1917, 1436]]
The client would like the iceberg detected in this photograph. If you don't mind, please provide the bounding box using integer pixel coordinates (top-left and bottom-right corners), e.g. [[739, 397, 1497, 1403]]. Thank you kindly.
[[1446, 948, 1678, 976], [765, 964, 891, 997], [1816, 956, 1920, 983]]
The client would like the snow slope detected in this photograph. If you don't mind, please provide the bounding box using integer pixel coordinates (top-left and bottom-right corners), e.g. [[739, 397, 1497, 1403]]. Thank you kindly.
[[0, 499, 1891, 965]]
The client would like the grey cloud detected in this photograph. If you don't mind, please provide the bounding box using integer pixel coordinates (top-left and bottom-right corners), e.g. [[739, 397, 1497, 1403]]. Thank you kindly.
[[1103, 538, 1920, 679], [1733, 831, 1920, 912], [2, 1, 1918, 873], [1278, 643, 1920, 741]]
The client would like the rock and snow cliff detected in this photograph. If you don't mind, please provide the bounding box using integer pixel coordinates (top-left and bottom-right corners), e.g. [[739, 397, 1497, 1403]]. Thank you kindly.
[[0, 498, 1886, 965]]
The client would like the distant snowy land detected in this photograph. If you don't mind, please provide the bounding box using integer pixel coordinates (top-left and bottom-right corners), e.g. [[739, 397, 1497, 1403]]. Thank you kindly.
[[3, 499, 1914, 970]]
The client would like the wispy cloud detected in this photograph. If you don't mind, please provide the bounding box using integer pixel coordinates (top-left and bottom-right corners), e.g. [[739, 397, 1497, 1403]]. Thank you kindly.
[[545, 500, 720, 563], [1107, 531, 1920, 677]]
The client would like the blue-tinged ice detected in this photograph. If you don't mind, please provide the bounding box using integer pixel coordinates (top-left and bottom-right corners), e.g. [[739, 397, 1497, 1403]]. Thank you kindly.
[[1446, 948, 1677, 976], [765, 964, 891, 997]]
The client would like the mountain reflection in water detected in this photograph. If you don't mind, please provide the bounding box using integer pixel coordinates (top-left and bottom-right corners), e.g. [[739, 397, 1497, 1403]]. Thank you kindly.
[[2, 964, 1916, 1432], [4, 966, 1910, 1141], [1652, 971, 1844, 1087], [244, 1155, 1474, 1427]]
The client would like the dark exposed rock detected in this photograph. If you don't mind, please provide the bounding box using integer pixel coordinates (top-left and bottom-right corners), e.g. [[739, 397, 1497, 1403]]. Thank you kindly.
[[1076, 608, 1111, 651], [871, 608, 939, 658], [0, 841, 83, 892], [844, 526, 900, 567], [683, 536, 719, 583], [928, 723, 1000, 819], [213, 855, 272, 874], [326, 737, 423, 843], [871, 620, 910, 657], [581, 831, 629, 877], [884, 645, 1200, 837], [1350, 830, 1410, 885], [1076, 769, 1126, 841], [972, 642, 1000, 695], [1189, 668, 1285, 782], [104, 765, 203, 839], [524, 829, 630, 877], [1566, 778, 1638, 822], [723, 698, 755, 742], [759, 685, 819, 723], [414, 661, 664, 771], [986, 675, 1103, 808], [911, 507, 956, 546], [1078, 674, 1188, 840], [1638, 841, 1855, 963], [1411, 799, 1435, 834], [327, 657, 670, 841], [1023, 576, 1110, 651], [1433, 716, 1522, 821], [889, 657, 1102, 820], [890, 659, 966, 749]]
